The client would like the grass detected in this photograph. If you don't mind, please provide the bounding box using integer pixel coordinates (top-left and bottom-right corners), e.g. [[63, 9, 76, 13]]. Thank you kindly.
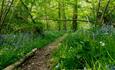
[[52, 29, 115, 70], [0, 31, 63, 69]]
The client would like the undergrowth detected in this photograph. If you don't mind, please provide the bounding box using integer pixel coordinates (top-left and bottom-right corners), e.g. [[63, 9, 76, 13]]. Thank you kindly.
[[52, 30, 115, 70], [0, 31, 63, 69]]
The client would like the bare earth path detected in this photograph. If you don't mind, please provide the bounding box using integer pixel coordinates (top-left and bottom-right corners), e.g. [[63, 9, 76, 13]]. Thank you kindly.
[[16, 34, 67, 70]]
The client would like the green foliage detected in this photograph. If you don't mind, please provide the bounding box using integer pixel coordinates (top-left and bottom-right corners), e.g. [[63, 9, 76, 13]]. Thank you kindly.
[[0, 31, 63, 69], [0, 0, 115, 32], [52, 30, 115, 70], [0, 0, 115, 69]]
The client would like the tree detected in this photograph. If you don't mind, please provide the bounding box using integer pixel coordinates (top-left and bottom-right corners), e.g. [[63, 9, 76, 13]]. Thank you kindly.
[[0, 0, 14, 33], [58, 0, 61, 31], [72, 0, 78, 32], [62, 0, 67, 31]]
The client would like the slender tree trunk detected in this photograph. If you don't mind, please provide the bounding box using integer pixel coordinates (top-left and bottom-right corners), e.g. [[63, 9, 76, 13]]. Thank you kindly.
[[46, 16, 49, 30], [63, 12, 67, 31], [44, 6, 49, 30], [96, 0, 101, 24], [58, 1, 61, 31], [100, 0, 111, 25], [20, 0, 36, 24], [0, 0, 14, 33], [72, 0, 78, 32], [0, 0, 5, 21], [62, 0, 67, 31]]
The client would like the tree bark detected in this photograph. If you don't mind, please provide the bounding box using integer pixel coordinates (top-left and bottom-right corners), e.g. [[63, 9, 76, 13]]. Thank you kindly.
[[72, 0, 78, 32], [62, 0, 67, 31], [58, 1, 61, 31], [20, 0, 36, 24], [96, 0, 102, 24], [100, 0, 111, 25], [0, 0, 14, 33]]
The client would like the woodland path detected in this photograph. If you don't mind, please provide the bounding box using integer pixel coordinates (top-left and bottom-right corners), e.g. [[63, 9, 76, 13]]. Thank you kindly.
[[16, 34, 67, 70]]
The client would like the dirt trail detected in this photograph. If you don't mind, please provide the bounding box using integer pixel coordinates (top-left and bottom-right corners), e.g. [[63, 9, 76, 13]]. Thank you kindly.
[[16, 34, 67, 70]]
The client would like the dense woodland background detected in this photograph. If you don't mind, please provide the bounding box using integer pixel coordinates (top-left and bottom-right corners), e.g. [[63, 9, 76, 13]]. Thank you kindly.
[[0, 0, 115, 33]]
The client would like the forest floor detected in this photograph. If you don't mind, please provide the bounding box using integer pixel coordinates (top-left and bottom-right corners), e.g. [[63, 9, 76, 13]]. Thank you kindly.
[[16, 34, 67, 70]]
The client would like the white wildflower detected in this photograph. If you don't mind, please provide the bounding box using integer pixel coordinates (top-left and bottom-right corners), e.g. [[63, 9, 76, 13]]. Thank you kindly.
[[77, 55, 81, 59], [55, 63, 60, 69], [84, 67, 87, 70], [80, 41, 84, 44], [13, 35, 16, 38], [104, 32, 109, 35], [70, 47, 72, 49], [100, 41, 105, 46]]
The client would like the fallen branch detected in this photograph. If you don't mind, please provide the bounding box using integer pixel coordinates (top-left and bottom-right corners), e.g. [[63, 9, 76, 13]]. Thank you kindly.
[[3, 48, 38, 70]]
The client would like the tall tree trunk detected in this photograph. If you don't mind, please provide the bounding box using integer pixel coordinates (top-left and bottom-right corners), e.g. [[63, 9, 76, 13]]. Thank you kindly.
[[62, 0, 67, 31], [45, 9, 49, 30], [0, 0, 5, 21], [100, 0, 111, 25], [0, 0, 14, 33], [58, 1, 61, 31], [20, 0, 36, 24], [96, 0, 102, 24], [72, 0, 78, 32]]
